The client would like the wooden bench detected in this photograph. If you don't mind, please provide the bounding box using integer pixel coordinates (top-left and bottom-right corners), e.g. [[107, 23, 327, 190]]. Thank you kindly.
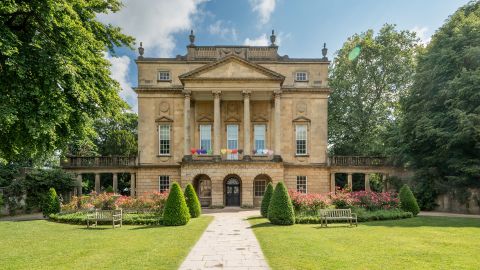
[[319, 209, 357, 227], [86, 209, 122, 228]]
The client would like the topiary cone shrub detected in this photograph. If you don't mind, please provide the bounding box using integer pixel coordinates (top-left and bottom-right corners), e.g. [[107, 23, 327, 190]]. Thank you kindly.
[[399, 184, 420, 216], [268, 182, 295, 225], [260, 182, 274, 218], [184, 183, 202, 218], [163, 182, 191, 226], [43, 188, 60, 217]]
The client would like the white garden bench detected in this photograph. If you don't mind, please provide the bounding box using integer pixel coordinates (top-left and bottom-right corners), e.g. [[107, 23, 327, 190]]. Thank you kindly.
[[86, 209, 122, 228], [319, 209, 357, 227]]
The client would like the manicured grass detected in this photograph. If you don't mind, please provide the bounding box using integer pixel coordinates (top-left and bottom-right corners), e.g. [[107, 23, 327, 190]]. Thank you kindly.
[[0, 216, 212, 270], [249, 216, 480, 270]]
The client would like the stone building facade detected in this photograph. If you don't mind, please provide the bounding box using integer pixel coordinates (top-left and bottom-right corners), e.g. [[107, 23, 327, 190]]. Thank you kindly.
[[63, 31, 403, 208], [135, 32, 331, 207]]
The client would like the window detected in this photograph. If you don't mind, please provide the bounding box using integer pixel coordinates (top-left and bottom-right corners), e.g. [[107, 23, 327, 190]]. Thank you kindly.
[[199, 125, 212, 151], [254, 124, 266, 151], [159, 176, 170, 192], [227, 125, 238, 160], [295, 72, 308, 82], [297, 176, 307, 193], [254, 179, 267, 197], [159, 125, 170, 155], [295, 125, 307, 155], [158, 71, 170, 81]]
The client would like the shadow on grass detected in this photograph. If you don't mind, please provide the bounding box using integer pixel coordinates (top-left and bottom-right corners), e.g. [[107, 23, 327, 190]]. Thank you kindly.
[[247, 216, 265, 220], [129, 225, 166, 230], [78, 227, 111, 231], [362, 216, 480, 228]]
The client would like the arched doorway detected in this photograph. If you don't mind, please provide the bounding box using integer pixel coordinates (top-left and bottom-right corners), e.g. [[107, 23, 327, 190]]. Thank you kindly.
[[193, 174, 212, 207], [224, 175, 241, 206], [253, 174, 272, 207]]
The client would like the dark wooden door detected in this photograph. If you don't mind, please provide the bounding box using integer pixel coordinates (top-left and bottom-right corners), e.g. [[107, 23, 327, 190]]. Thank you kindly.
[[225, 178, 240, 206]]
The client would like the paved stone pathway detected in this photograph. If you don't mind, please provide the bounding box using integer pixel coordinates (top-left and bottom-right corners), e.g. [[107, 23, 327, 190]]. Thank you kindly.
[[419, 211, 480, 218], [179, 209, 269, 270]]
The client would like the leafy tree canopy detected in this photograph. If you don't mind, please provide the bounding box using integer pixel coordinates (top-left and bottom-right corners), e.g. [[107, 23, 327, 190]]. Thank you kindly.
[[401, 1, 480, 200], [328, 24, 419, 156], [0, 0, 134, 163], [68, 112, 138, 156]]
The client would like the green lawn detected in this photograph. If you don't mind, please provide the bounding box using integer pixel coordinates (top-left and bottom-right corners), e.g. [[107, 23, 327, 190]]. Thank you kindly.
[[249, 216, 480, 270], [0, 216, 212, 270]]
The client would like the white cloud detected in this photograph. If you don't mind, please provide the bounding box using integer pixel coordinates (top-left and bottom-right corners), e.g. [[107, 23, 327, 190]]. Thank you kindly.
[[244, 34, 269, 46], [411, 26, 431, 45], [249, 0, 276, 24], [208, 20, 238, 41], [105, 53, 137, 112], [243, 31, 288, 46], [99, 0, 205, 57]]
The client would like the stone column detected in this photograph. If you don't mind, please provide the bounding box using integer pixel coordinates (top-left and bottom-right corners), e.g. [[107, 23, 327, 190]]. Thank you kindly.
[[76, 174, 83, 196], [130, 173, 136, 197], [330, 173, 335, 193], [365, 173, 371, 191], [273, 90, 282, 157], [183, 90, 191, 157], [95, 173, 101, 193], [347, 173, 353, 189], [113, 173, 118, 194], [243, 90, 251, 158], [213, 91, 222, 156]]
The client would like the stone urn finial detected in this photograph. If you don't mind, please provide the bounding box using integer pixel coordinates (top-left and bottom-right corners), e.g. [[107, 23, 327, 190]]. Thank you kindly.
[[189, 30, 195, 46], [138, 42, 144, 59], [322, 42, 328, 60], [270, 29, 276, 46]]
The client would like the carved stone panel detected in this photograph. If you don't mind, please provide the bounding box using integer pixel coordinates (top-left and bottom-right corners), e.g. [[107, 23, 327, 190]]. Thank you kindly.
[[251, 101, 270, 122]]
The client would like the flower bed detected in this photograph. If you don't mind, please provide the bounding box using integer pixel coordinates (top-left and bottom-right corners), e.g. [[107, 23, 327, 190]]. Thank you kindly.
[[51, 192, 169, 225], [61, 191, 169, 214], [288, 189, 411, 223]]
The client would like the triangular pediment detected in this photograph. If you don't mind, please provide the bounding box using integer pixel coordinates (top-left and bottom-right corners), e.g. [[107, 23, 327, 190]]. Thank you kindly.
[[155, 116, 173, 123], [292, 116, 311, 123], [179, 55, 285, 84]]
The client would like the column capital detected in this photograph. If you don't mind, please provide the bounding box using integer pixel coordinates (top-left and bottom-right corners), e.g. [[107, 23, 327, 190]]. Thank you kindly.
[[182, 89, 191, 98], [273, 89, 282, 98], [212, 90, 222, 99], [242, 90, 252, 98]]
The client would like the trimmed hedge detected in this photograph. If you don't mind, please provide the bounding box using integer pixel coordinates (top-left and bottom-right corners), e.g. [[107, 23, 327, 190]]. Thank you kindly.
[[260, 182, 274, 218], [49, 212, 162, 225], [294, 209, 413, 224], [399, 184, 420, 216], [267, 182, 295, 225], [162, 182, 191, 226], [184, 184, 202, 218], [42, 188, 60, 217]]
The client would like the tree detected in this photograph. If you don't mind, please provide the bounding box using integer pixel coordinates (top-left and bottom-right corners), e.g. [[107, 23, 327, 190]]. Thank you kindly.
[[401, 1, 480, 205], [268, 182, 295, 225], [399, 185, 420, 216], [42, 188, 60, 217], [0, 0, 134, 162], [260, 182, 274, 218], [328, 24, 419, 156], [67, 112, 138, 157], [162, 183, 190, 226], [184, 184, 201, 218]]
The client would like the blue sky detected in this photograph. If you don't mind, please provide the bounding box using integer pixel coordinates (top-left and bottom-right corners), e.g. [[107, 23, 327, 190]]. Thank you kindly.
[[100, 0, 470, 112]]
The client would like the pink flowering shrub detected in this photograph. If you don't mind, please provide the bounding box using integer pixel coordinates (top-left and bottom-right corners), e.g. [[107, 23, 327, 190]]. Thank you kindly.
[[61, 191, 170, 213], [350, 191, 399, 210], [329, 188, 357, 209], [289, 190, 331, 215], [285, 188, 399, 216]]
